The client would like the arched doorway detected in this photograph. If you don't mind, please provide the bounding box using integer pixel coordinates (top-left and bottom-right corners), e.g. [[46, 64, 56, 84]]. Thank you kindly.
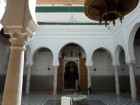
[[31, 47, 53, 92], [133, 26, 140, 96], [119, 48, 130, 94], [64, 61, 79, 90], [57, 43, 87, 93], [92, 48, 114, 93]]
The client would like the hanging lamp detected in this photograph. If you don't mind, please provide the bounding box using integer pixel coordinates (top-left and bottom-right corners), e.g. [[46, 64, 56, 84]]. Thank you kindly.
[[84, 0, 139, 26]]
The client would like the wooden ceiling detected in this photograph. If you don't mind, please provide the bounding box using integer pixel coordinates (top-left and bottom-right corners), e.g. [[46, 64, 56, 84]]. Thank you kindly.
[[37, 0, 84, 5]]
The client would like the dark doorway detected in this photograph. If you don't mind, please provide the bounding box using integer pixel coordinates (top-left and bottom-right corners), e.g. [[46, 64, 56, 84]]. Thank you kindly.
[[64, 61, 79, 89]]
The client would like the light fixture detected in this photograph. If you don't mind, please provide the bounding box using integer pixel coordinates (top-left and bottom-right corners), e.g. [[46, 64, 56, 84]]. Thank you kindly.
[[93, 68, 97, 71], [84, 0, 139, 26]]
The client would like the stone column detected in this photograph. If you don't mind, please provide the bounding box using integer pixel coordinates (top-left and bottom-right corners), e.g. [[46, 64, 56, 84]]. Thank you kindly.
[[2, 30, 31, 105], [87, 66, 91, 95], [128, 63, 137, 101], [114, 66, 120, 95], [53, 66, 58, 95], [25, 65, 31, 94]]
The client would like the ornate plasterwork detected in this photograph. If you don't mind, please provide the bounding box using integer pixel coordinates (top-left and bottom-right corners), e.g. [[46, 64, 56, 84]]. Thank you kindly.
[[8, 30, 33, 46]]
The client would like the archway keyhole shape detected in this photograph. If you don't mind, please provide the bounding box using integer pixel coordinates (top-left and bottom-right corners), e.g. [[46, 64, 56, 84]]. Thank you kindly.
[[119, 49, 131, 93], [133, 27, 140, 65], [119, 48, 126, 71], [64, 61, 79, 89], [128, 23, 140, 63], [57, 43, 87, 92], [92, 48, 113, 72], [59, 43, 85, 59], [133, 26, 140, 93], [32, 47, 53, 73]]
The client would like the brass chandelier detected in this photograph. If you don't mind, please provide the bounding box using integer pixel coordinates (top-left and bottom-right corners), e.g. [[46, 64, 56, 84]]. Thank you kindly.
[[84, 0, 139, 26]]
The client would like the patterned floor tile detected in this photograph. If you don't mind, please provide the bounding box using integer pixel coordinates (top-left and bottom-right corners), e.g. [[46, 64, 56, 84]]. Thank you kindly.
[[0, 93, 140, 105]]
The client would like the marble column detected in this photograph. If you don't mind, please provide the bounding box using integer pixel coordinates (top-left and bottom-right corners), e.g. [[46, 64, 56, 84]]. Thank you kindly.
[[25, 65, 31, 94], [2, 31, 30, 105], [87, 66, 91, 95], [128, 63, 137, 101], [114, 66, 120, 95], [53, 66, 58, 95]]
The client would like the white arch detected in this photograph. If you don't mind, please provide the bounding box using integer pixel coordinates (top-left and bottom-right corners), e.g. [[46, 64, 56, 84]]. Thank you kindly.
[[127, 22, 140, 63], [58, 42, 86, 58], [58, 41, 94, 66], [0, 0, 6, 20], [92, 47, 113, 65], [113, 45, 126, 66], [32, 46, 53, 65], [0, 0, 7, 30]]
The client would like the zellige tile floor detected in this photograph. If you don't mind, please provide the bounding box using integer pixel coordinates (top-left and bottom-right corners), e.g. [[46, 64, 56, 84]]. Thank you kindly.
[[0, 93, 140, 105]]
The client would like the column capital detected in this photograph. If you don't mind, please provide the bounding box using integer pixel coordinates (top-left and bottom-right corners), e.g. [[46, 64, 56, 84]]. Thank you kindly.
[[26, 64, 33, 67], [86, 65, 92, 68], [54, 66, 58, 70], [126, 62, 135, 66], [114, 64, 120, 68], [126, 60, 136, 65], [10, 46, 26, 52], [8, 30, 33, 46]]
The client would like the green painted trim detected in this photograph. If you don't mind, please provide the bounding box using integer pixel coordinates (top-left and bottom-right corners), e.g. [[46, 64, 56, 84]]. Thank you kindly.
[[37, 22, 107, 25], [36, 6, 84, 12]]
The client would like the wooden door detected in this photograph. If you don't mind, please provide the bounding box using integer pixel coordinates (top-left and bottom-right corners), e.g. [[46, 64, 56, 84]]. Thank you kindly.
[[57, 58, 63, 92], [80, 58, 87, 91]]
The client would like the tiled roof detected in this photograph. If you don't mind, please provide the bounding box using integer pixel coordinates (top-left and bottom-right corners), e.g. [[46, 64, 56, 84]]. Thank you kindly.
[[37, 21, 108, 25]]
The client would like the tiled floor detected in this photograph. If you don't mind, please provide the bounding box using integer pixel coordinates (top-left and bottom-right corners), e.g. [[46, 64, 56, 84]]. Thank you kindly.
[[44, 100, 106, 105], [0, 93, 140, 105]]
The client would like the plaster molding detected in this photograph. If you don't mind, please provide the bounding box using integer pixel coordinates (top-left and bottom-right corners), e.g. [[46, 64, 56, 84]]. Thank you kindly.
[[10, 46, 26, 51], [126, 60, 136, 65], [113, 64, 120, 67], [85, 64, 93, 67], [26, 19, 38, 36], [25, 64, 33, 67], [37, 26, 109, 32], [53, 66, 58, 70]]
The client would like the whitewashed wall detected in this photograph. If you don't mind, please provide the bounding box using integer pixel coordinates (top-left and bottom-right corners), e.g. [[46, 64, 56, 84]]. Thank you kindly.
[[31, 51, 54, 75], [24, 45, 140, 76], [2, 4, 140, 76], [112, 4, 140, 64]]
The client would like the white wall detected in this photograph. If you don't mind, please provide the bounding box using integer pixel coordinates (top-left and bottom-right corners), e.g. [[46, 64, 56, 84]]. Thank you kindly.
[[30, 51, 54, 75], [28, 45, 140, 76], [92, 51, 115, 76], [23, 4, 140, 76]]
